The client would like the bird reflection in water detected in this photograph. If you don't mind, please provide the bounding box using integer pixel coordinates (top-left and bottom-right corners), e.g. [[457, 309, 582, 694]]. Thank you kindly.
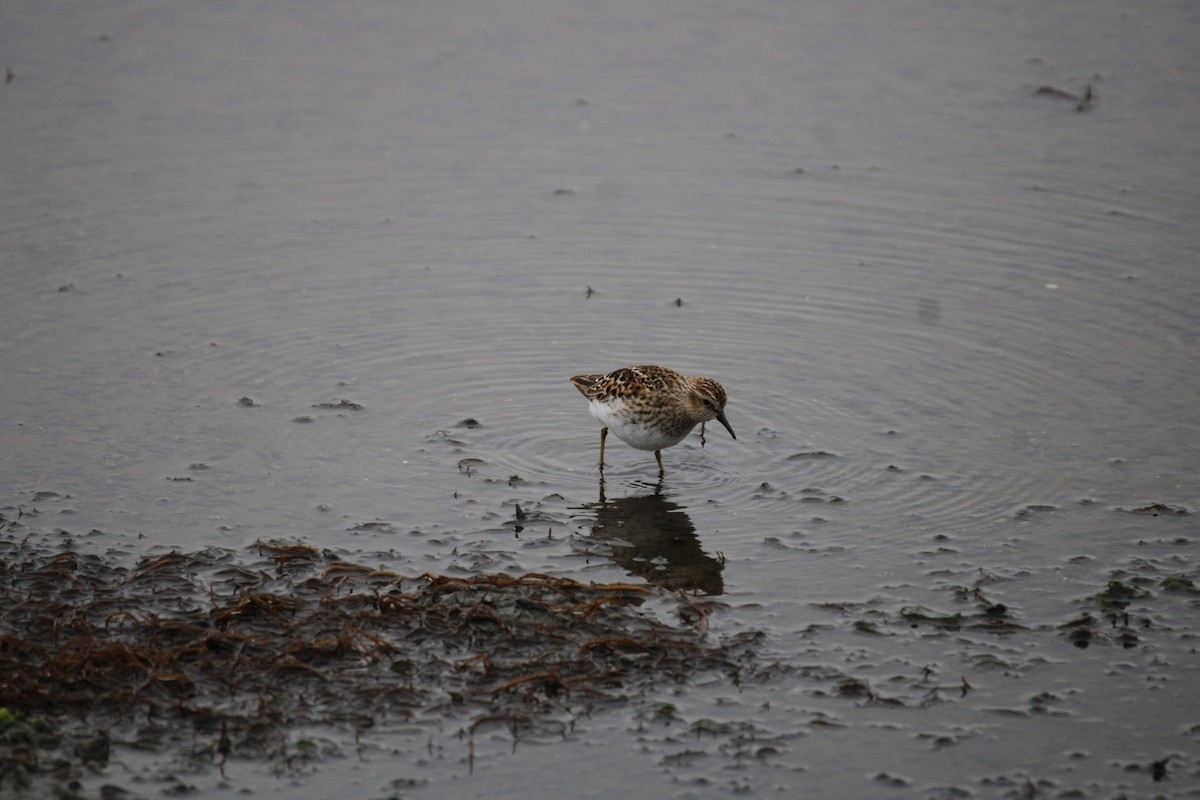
[[578, 482, 724, 595]]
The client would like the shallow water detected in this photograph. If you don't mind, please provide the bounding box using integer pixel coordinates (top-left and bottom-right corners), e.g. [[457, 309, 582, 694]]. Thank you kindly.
[[2, 0, 1199, 797]]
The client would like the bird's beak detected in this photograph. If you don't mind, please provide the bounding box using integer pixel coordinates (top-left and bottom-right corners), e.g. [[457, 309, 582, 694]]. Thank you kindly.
[[716, 411, 736, 440]]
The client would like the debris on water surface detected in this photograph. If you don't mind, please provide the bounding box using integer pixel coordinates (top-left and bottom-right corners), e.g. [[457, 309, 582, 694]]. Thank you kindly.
[[787, 451, 838, 460], [1035, 82, 1094, 111]]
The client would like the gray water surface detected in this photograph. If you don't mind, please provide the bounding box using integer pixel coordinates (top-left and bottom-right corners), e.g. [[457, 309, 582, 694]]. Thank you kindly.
[[3, 0, 1199, 797]]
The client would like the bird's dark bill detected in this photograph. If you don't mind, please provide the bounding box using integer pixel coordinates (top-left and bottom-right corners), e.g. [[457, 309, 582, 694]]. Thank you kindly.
[[716, 411, 736, 440]]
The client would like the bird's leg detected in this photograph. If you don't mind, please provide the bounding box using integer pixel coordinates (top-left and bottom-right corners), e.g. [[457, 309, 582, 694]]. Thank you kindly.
[[655, 450, 665, 477], [599, 427, 607, 469], [700, 421, 707, 447]]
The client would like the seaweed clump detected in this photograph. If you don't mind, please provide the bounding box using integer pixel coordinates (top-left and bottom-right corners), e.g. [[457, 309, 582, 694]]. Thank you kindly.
[[0, 535, 750, 787]]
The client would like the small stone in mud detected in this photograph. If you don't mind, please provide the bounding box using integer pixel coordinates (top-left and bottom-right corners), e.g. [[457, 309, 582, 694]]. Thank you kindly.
[[237, 397, 258, 407], [1140, 503, 1189, 515], [293, 416, 314, 423], [1014, 504, 1058, 519], [1111, 502, 1189, 516], [312, 399, 363, 410], [348, 520, 394, 532], [74, 733, 111, 764], [836, 677, 872, 696], [457, 458, 485, 475], [1159, 575, 1199, 593], [1067, 628, 1092, 648], [456, 418, 482, 428]]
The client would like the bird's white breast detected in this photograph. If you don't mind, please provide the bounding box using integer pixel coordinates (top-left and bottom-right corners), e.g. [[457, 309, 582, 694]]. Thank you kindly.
[[588, 399, 694, 451]]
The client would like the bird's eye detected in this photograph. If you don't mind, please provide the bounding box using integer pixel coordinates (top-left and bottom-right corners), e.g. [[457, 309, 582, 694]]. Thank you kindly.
[[701, 398, 712, 407]]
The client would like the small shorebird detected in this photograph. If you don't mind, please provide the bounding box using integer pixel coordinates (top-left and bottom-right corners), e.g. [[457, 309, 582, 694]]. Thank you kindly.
[[569, 365, 735, 476]]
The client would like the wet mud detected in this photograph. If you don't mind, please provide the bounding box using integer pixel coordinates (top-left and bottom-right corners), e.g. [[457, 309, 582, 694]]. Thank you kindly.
[[6, 492, 1198, 797]]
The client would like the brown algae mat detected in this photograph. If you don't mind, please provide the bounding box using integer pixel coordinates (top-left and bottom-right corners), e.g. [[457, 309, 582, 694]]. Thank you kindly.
[[0, 533, 755, 792]]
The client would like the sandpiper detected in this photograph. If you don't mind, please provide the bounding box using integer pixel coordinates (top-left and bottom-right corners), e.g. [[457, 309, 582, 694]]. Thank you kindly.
[[569, 365, 735, 476]]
